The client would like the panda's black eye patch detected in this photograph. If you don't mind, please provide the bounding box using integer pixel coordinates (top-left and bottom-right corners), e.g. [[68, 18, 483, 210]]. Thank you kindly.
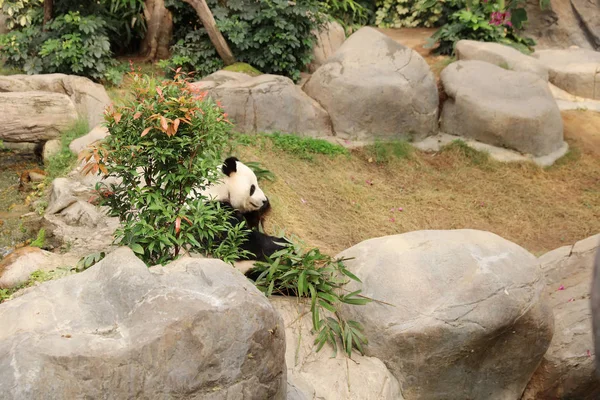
[[250, 184, 256, 196]]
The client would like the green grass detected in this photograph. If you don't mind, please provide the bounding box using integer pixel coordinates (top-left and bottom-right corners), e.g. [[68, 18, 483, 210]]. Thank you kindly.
[[234, 132, 349, 161], [30, 228, 46, 248], [365, 140, 413, 163], [45, 119, 89, 181], [440, 140, 491, 166], [223, 62, 262, 77], [0, 267, 75, 303]]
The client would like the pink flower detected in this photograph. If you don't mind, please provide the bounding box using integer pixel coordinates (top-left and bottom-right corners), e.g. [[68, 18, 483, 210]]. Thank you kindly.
[[568, 298, 575, 302], [300, 198, 307, 204], [398, 207, 403, 212], [390, 208, 395, 212], [366, 179, 373, 186], [558, 285, 565, 291], [389, 217, 395, 222]]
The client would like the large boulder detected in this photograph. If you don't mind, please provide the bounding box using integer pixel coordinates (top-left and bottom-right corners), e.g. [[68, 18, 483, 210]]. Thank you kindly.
[[336, 230, 554, 400], [271, 297, 403, 400], [440, 60, 564, 157], [0, 74, 111, 128], [304, 27, 438, 141], [0, 91, 78, 143], [523, 0, 599, 50], [0, 249, 286, 399], [455, 40, 548, 80], [308, 20, 346, 73], [0, 247, 72, 289], [192, 73, 332, 136], [522, 234, 600, 400], [69, 125, 109, 155], [533, 48, 600, 100]]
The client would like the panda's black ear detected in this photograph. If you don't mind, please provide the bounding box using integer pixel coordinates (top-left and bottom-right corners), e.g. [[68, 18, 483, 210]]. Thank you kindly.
[[222, 157, 239, 176]]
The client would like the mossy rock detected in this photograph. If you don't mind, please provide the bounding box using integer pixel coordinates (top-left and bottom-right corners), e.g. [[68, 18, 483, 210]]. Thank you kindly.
[[222, 62, 262, 77]]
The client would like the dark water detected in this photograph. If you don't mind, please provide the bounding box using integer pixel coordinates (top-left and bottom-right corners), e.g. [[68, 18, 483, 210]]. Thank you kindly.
[[0, 151, 40, 257]]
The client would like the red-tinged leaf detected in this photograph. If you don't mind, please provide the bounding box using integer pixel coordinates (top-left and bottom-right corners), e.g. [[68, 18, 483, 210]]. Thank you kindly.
[[176, 67, 182, 73], [133, 111, 142, 120], [175, 217, 181, 235], [173, 118, 180, 134], [181, 216, 192, 225], [99, 164, 108, 175], [156, 86, 163, 98], [92, 164, 99, 174], [166, 125, 174, 137], [141, 127, 151, 137], [113, 113, 122, 124], [160, 116, 168, 131]]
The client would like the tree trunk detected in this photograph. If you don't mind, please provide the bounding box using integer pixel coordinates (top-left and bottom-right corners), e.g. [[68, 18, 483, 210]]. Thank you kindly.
[[42, 0, 53, 29], [183, 0, 236, 65], [140, 0, 173, 61]]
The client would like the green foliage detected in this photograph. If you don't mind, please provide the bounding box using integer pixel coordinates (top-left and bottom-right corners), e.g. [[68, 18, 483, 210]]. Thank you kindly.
[[244, 161, 276, 182], [0, 11, 119, 82], [164, 0, 323, 82], [0, 0, 42, 30], [441, 139, 491, 166], [30, 228, 45, 248], [250, 244, 370, 357], [425, 0, 535, 55], [0, 266, 76, 303], [268, 133, 349, 160], [365, 140, 414, 163], [76, 251, 106, 271], [376, 0, 449, 28], [158, 28, 224, 79], [88, 71, 250, 265], [322, 0, 373, 27], [0, 140, 6, 151], [45, 119, 89, 181]]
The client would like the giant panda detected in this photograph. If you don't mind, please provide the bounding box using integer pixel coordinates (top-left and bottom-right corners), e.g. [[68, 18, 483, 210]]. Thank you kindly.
[[198, 156, 290, 262]]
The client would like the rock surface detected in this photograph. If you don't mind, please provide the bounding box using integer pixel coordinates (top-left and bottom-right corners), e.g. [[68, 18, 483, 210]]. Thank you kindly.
[[455, 40, 548, 80], [0, 74, 111, 128], [337, 230, 554, 400], [523, 0, 599, 50], [304, 27, 438, 141], [42, 139, 62, 162], [522, 234, 600, 400], [570, 0, 600, 50], [440, 60, 564, 157], [308, 20, 346, 73], [193, 74, 332, 136], [0, 91, 78, 143], [0, 249, 286, 399], [271, 297, 403, 400], [69, 125, 109, 155], [0, 247, 70, 289], [533, 48, 600, 100]]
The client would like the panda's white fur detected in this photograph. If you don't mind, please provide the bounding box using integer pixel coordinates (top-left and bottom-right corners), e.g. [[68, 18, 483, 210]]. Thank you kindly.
[[199, 159, 268, 213]]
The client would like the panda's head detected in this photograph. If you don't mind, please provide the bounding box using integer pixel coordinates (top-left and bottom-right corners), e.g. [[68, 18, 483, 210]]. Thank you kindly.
[[221, 157, 269, 213]]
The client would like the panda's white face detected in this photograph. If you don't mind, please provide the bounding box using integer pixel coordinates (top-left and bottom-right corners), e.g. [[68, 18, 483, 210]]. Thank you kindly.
[[224, 161, 268, 213]]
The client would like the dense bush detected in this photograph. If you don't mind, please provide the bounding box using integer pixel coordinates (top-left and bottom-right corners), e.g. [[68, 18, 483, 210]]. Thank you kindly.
[[164, 0, 323, 82], [375, 0, 449, 28], [157, 29, 223, 79], [426, 0, 535, 55], [321, 0, 374, 27], [83, 71, 248, 265], [0, 0, 42, 29], [0, 11, 120, 82]]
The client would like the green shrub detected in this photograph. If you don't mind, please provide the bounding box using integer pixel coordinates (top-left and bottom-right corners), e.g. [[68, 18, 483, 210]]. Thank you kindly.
[[164, 0, 323, 82], [0, 0, 42, 30], [30, 228, 46, 248], [0, 11, 119, 82], [321, 0, 373, 27], [251, 244, 370, 357], [86, 71, 249, 265], [376, 0, 449, 28], [425, 1, 535, 55]]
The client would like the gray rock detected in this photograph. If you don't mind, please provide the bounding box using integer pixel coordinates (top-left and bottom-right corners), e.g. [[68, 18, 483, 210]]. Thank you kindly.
[[570, 0, 600, 50], [195, 70, 253, 91], [198, 74, 333, 136], [69, 125, 109, 155], [533, 48, 600, 100], [0, 74, 111, 128], [523, 234, 600, 400], [308, 20, 346, 73], [304, 27, 438, 141], [336, 230, 554, 400], [523, 0, 597, 50], [42, 139, 62, 162], [440, 60, 564, 157], [0, 91, 78, 143], [455, 40, 548, 80], [271, 297, 403, 400], [0, 247, 64, 289], [0, 249, 286, 399]]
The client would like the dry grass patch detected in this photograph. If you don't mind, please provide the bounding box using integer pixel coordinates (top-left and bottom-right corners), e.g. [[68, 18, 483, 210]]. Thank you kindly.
[[236, 112, 599, 256]]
